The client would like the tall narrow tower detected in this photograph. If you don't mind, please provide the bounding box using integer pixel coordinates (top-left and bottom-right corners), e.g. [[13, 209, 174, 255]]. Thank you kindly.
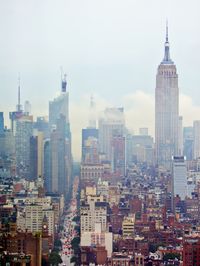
[[155, 23, 179, 169], [88, 95, 96, 129]]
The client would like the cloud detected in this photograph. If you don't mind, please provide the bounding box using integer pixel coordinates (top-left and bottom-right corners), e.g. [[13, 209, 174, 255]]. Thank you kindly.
[[5, 89, 200, 161], [69, 94, 111, 161], [123, 90, 155, 135], [180, 94, 200, 126], [70, 90, 200, 160]]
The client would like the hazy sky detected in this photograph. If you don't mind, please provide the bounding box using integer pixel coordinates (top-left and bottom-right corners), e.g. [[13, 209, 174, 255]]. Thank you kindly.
[[1, 0, 200, 159]]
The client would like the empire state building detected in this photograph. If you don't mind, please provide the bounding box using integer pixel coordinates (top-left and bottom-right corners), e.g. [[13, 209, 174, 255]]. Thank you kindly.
[[155, 25, 179, 169]]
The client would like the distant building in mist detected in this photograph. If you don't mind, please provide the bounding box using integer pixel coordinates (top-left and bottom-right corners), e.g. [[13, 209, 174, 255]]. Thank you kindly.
[[183, 126, 193, 160], [155, 24, 179, 169], [139, 128, 148, 136], [82, 129, 99, 164], [128, 133, 154, 165], [99, 107, 125, 162], [88, 95, 96, 129], [82, 97, 99, 164], [193, 121, 200, 159]]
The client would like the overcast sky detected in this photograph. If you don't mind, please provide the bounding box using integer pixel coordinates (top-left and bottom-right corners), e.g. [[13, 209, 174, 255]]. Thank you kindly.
[[1, 0, 200, 159]]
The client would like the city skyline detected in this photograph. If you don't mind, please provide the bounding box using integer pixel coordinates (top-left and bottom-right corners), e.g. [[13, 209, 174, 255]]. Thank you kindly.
[[1, 2, 200, 265], [1, 0, 200, 159]]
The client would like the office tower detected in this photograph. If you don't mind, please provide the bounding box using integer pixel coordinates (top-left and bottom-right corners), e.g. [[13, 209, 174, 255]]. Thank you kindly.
[[9, 78, 30, 176], [111, 135, 125, 176], [15, 115, 33, 177], [30, 136, 38, 180], [183, 127, 193, 160], [82, 128, 99, 163], [30, 131, 44, 180], [139, 128, 148, 136], [56, 114, 71, 194], [99, 107, 125, 161], [0, 112, 4, 134], [193, 121, 200, 159], [178, 116, 183, 155], [34, 116, 49, 139], [172, 156, 187, 201], [155, 24, 179, 169], [46, 76, 72, 195]]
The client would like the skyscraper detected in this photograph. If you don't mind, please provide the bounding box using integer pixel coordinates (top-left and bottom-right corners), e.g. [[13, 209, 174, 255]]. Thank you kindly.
[[29, 131, 44, 180], [155, 24, 179, 169], [45, 75, 72, 195], [15, 115, 33, 177], [99, 107, 125, 161]]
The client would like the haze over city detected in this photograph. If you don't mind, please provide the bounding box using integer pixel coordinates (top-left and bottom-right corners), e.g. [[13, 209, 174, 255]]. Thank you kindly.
[[1, 0, 200, 159], [2, 1, 200, 265]]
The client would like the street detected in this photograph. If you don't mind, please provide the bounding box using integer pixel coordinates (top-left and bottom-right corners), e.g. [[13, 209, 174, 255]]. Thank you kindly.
[[59, 176, 79, 266]]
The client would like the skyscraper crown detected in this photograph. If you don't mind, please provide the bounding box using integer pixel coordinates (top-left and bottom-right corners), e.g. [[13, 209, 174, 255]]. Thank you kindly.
[[161, 21, 174, 65]]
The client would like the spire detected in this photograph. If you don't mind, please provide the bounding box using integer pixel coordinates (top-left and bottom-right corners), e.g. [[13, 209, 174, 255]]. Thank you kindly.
[[17, 74, 22, 112], [162, 20, 173, 64], [88, 94, 96, 128], [90, 95, 94, 109], [166, 19, 168, 42], [61, 69, 67, 93]]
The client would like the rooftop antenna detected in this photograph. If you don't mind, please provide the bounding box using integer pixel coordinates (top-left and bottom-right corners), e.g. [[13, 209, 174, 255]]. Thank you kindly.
[[17, 73, 21, 112], [166, 19, 168, 42]]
